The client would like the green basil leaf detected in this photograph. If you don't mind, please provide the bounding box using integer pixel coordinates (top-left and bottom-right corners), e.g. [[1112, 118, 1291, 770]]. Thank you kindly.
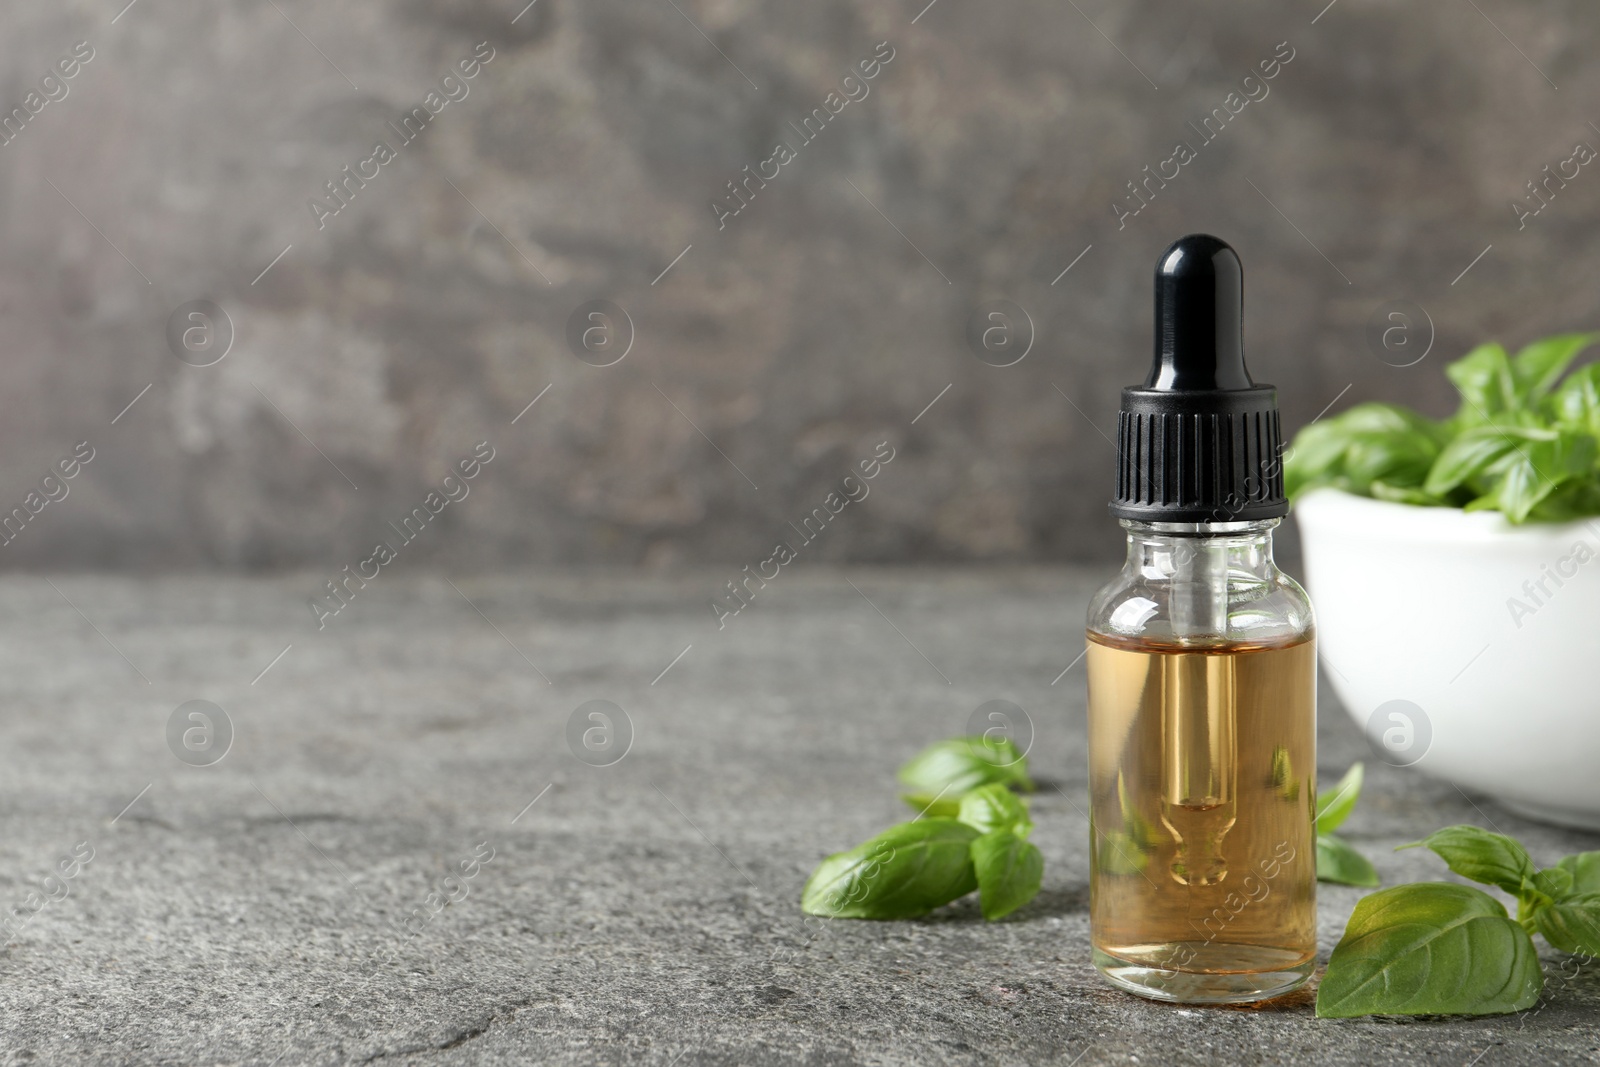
[[900, 792, 961, 818], [1369, 481, 1444, 506], [957, 782, 1031, 836], [1315, 763, 1364, 834], [1531, 865, 1574, 901], [1317, 833, 1380, 887], [1512, 332, 1600, 404], [1473, 429, 1596, 523], [971, 828, 1043, 921], [1485, 455, 1551, 523], [897, 736, 1033, 796], [1533, 892, 1600, 955], [1284, 419, 1359, 498], [1527, 479, 1600, 522], [1550, 364, 1600, 436], [1316, 882, 1543, 1018], [1342, 430, 1439, 490], [1447, 342, 1518, 421], [1424, 426, 1524, 496], [1337, 402, 1446, 439], [1096, 828, 1151, 876], [1557, 851, 1600, 894], [801, 819, 979, 919], [1402, 825, 1535, 895]]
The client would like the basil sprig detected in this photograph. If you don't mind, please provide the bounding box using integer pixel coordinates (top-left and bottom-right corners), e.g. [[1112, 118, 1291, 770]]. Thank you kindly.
[[803, 739, 1041, 922], [1286, 332, 1600, 522], [1318, 824, 1600, 1017], [1315, 763, 1379, 888]]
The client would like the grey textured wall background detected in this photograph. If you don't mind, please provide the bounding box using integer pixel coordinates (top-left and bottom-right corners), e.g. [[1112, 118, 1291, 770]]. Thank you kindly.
[[1, 0, 1596, 568]]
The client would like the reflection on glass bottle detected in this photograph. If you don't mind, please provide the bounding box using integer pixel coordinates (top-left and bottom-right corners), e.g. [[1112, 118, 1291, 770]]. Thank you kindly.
[[1270, 744, 1300, 801], [1098, 770, 1157, 876]]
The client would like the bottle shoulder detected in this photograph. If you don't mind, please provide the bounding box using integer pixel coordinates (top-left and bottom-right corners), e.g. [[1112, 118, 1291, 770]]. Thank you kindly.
[[1086, 565, 1314, 647]]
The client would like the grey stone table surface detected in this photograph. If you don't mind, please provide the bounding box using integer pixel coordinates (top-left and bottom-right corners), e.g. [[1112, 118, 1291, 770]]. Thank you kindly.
[[1, 569, 1596, 1066]]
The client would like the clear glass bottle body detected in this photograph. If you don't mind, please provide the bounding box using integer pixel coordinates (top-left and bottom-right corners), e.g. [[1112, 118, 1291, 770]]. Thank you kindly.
[[1085, 518, 1317, 1003]]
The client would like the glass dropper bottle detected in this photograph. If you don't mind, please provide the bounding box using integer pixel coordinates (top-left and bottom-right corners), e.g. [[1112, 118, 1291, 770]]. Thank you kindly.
[[1085, 234, 1317, 1004]]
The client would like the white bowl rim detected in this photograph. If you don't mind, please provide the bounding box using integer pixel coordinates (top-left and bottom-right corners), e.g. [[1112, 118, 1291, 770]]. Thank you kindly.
[[1294, 487, 1600, 546]]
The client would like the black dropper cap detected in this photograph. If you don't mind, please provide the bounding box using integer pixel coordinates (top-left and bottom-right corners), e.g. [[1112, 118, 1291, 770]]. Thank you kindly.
[[1110, 234, 1288, 523]]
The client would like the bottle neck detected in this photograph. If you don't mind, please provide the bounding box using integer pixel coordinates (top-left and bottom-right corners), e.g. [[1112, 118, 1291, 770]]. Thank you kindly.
[[1121, 518, 1279, 590]]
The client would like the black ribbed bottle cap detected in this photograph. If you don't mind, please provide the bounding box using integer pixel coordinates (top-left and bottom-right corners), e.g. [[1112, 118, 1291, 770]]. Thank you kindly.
[[1110, 234, 1287, 523]]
